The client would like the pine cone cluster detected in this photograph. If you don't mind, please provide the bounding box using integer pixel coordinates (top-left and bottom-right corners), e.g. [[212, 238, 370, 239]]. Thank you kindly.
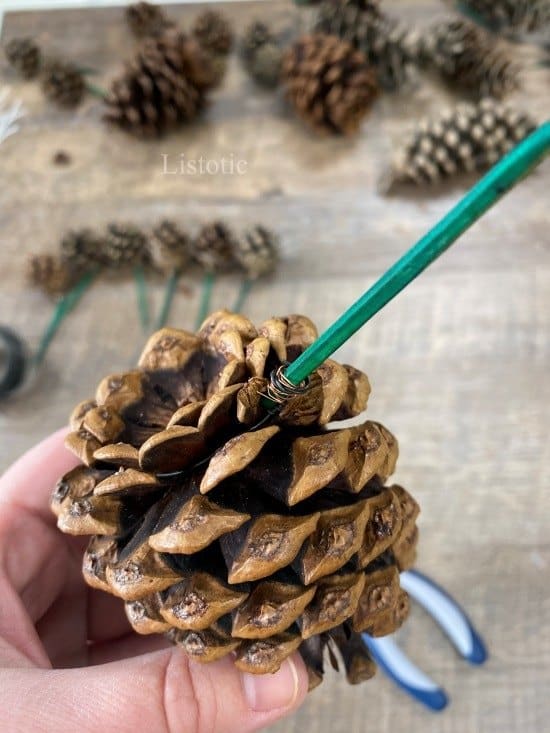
[[425, 19, 519, 99], [104, 29, 218, 137], [456, 0, 550, 33], [125, 1, 172, 38], [384, 97, 537, 189], [282, 33, 378, 135], [52, 310, 420, 685], [192, 10, 234, 55], [4, 37, 41, 78], [40, 59, 86, 108], [241, 21, 283, 88]]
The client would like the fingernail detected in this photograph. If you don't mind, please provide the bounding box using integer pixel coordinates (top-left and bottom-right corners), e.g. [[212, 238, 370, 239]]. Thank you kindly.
[[243, 657, 299, 712]]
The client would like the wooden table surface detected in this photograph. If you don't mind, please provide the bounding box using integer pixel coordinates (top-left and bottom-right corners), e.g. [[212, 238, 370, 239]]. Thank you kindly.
[[1, 2, 549, 731]]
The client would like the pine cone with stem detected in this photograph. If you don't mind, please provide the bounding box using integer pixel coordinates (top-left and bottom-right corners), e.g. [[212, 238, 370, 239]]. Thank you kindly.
[[383, 98, 537, 190], [234, 226, 279, 278], [456, 0, 550, 33], [4, 37, 41, 78], [282, 33, 378, 135], [102, 223, 149, 270], [27, 254, 77, 296], [104, 30, 217, 137], [125, 2, 172, 38], [148, 220, 191, 274], [41, 59, 86, 107], [60, 228, 105, 273], [192, 10, 234, 55], [425, 19, 519, 99], [191, 221, 239, 273], [52, 310, 419, 685]]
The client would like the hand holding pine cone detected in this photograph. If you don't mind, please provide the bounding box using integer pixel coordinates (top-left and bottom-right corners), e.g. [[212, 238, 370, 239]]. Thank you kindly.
[[52, 310, 420, 685]]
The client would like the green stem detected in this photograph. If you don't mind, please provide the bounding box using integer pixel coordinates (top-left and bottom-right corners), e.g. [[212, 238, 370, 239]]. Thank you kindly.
[[85, 80, 108, 100], [155, 269, 180, 330], [134, 265, 150, 334], [278, 122, 550, 392], [33, 269, 98, 366], [232, 278, 253, 314], [195, 272, 216, 330]]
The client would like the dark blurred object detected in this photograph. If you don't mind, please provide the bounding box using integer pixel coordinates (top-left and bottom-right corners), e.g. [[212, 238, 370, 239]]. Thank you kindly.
[[247, 42, 283, 88], [60, 228, 105, 272], [455, 0, 550, 34], [148, 220, 191, 273], [234, 225, 279, 278], [0, 326, 27, 400], [41, 59, 86, 107], [53, 150, 72, 166], [192, 221, 239, 272], [192, 9, 234, 55], [27, 253, 78, 296], [240, 20, 276, 62], [4, 37, 41, 78], [125, 1, 172, 38]]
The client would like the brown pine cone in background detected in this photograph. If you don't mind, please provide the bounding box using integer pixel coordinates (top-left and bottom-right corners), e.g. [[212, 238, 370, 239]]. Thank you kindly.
[[384, 98, 537, 190], [4, 37, 41, 78], [246, 42, 283, 88], [60, 228, 105, 273], [103, 30, 217, 137], [455, 0, 550, 34], [52, 310, 419, 685], [27, 254, 77, 296], [40, 59, 85, 107], [240, 20, 276, 63], [125, 1, 172, 38], [282, 33, 378, 135], [148, 220, 191, 273], [234, 226, 279, 278], [102, 223, 149, 270], [191, 221, 239, 272], [192, 9, 234, 55], [425, 19, 519, 99]]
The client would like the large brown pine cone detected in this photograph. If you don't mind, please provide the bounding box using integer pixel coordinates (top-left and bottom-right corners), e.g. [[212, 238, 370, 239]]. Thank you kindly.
[[52, 310, 420, 686], [103, 30, 217, 137], [282, 34, 378, 135]]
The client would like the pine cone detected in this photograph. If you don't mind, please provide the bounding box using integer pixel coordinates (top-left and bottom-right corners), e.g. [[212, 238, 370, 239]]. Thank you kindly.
[[247, 42, 283, 88], [234, 226, 279, 278], [384, 98, 537, 189], [240, 21, 276, 63], [102, 223, 149, 269], [425, 19, 519, 99], [104, 30, 217, 138], [192, 10, 234, 55], [191, 221, 238, 273], [27, 254, 77, 296], [41, 59, 85, 107], [282, 34, 378, 135], [148, 220, 191, 273], [456, 0, 550, 33], [60, 228, 105, 272], [52, 310, 419, 684], [4, 37, 41, 78], [126, 2, 172, 38]]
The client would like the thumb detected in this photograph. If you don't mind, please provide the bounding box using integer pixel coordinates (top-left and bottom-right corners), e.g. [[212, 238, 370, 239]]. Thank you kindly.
[[1, 646, 308, 733]]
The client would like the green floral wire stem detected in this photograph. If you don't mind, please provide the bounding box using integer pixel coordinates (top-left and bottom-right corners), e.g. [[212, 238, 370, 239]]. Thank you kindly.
[[33, 268, 98, 366], [155, 269, 180, 330], [134, 265, 150, 334], [266, 122, 550, 405], [195, 272, 216, 330], [85, 81, 108, 100], [232, 278, 253, 314]]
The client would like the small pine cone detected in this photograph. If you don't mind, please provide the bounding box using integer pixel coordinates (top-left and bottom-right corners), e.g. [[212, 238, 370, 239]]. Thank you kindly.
[[148, 220, 191, 273], [60, 229, 105, 272], [27, 254, 76, 296], [234, 226, 279, 278], [192, 221, 238, 273], [192, 10, 233, 55], [53, 309, 419, 684], [384, 98, 537, 190], [4, 37, 41, 78], [125, 2, 172, 38], [41, 59, 85, 108], [425, 19, 519, 99], [103, 30, 217, 137], [247, 43, 283, 88], [240, 21, 276, 63], [456, 0, 550, 33], [102, 223, 149, 270], [282, 34, 378, 135]]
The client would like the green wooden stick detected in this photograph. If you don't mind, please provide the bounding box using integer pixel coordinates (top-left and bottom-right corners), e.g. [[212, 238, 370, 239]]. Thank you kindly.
[[282, 122, 550, 389], [195, 272, 216, 330]]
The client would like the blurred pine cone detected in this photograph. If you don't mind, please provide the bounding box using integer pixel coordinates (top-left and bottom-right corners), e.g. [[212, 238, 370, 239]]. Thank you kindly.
[[282, 33, 378, 135], [60, 228, 105, 272], [52, 310, 419, 684], [148, 220, 191, 273], [125, 1, 172, 38], [192, 221, 239, 272], [456, 0, 550, 33], [247, 42, 283, 88], [240, 20, 276, 63], [104, 30, 217, 137], [192, 9, 234, 55], [425, 19, 519, 98], [27, 254, 77, 296], [234, 226, 279, 278], [41, 59, 85, 107], [102, 223, 149, 270], [384, 98, 537, 189], [4, 37, 41, 78]]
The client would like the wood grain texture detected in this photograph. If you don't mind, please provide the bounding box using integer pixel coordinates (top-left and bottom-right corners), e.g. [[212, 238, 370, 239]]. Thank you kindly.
[[1, 2, 549, 732]]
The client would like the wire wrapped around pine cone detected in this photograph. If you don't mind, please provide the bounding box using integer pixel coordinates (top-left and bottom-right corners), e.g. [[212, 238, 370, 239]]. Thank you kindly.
[[40, 59, 86, 107], [383, 97, 537, 190], [103, 30, 217, 137], [425, 19, 519, 99], [4, 37, 41, 78], [456, 0, 550, 33], [125, 1, 172, 38], [191, 221, 239, 273], [192, 9, 234, 55], [27, 253, 78, 296], [282, 33, 378, 135], [52, 310, 420, 685], [148, 220, 191, 274]]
